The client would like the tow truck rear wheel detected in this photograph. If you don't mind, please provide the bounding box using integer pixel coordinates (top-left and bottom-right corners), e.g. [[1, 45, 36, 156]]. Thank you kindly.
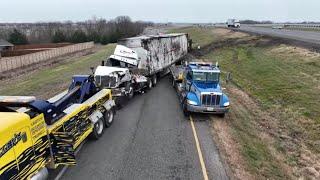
[[91, 118, 104, 140], [104, 109, 114, 128]]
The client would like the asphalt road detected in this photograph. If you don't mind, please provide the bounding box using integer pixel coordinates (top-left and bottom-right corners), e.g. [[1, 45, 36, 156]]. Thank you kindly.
[[56, 76, 229, 180], [239, 26, 320, 45]]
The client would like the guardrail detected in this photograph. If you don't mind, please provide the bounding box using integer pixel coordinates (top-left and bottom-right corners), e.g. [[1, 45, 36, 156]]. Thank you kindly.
[[0, 42, 94, 73], [251, 24, 320, 31]]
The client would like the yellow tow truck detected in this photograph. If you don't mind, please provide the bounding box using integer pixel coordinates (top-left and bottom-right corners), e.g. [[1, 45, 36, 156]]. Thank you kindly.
[[0, 75, 116, 180]]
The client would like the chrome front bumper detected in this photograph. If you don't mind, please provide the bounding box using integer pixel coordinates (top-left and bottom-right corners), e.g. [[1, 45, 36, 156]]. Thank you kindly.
[[187, 104, 229, 114]]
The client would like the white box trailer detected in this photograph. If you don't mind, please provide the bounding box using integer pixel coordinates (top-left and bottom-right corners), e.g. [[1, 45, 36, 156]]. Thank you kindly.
[[109, 33, 190, 77], [95, 33, 191, 101]]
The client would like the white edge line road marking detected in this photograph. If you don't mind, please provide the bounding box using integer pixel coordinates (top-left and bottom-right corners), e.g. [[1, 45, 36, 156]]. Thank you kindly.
[[54, 140, 86, 180], [190, 115, 209, 180]]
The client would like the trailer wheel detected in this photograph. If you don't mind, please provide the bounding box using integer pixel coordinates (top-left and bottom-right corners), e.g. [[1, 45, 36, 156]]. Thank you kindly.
[[90, 118, 104, 140], [128, 85, 134, 99], [171, 77, 175, 88], [152, 74, 157, 87], [104, 109, 114, 128], [147, 78, 153, 89]]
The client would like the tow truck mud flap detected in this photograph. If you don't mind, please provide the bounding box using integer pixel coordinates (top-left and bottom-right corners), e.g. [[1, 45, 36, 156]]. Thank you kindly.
[[103, 100, 115, 111], [89, 111, 103, 124], [50, 132, 76, 166]]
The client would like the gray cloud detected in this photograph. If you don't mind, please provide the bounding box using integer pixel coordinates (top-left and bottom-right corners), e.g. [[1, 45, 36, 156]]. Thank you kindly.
[[0, 0, 318, 22]]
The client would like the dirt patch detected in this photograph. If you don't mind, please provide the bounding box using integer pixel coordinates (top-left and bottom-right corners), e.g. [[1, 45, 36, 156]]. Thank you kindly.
[[212, 28, 249, 39], [191, 37, 258, 57], [270, 44, 320, 59], [227, 85, 295, 178], [211, 116, 255, 180]]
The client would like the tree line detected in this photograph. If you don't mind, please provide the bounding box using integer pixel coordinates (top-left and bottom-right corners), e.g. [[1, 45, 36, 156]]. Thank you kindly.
[[0, 16, 153, 45]]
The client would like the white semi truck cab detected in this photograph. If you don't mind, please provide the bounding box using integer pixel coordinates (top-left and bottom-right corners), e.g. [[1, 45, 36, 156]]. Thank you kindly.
[[227, 19, 241, 28]]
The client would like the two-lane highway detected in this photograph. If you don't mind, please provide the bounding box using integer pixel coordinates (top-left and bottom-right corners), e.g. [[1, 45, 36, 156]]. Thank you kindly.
[[56, 77, 229, 180], [239, 25, 320, 45]]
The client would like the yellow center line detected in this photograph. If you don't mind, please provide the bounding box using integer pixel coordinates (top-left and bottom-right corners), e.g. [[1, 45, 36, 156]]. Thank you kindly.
[[190, 115, 209, 180]]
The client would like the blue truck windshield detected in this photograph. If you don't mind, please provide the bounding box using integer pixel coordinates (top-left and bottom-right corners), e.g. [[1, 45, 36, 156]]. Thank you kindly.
[[193, 71, 219, 82]]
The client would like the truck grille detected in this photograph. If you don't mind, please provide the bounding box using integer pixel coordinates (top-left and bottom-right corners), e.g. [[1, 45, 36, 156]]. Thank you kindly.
[[95, 76, 117, 88], [201, 94, 221, 106]]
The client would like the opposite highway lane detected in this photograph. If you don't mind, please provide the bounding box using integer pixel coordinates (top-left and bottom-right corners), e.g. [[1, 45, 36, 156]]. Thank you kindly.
[[239, 25, 320, 45], [57, 77, 229, 180]]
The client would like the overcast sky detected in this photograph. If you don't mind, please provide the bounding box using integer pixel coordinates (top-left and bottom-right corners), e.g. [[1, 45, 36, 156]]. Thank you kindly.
[[0, 0, 318, 23]]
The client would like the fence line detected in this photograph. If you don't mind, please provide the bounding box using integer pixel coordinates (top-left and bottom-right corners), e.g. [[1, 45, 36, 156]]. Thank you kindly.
[[252, 24, 320, 30], [0, 42, 94, 73]]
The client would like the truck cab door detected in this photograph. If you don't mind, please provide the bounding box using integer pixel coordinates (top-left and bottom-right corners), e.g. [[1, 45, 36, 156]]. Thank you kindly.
[[0, 133, 19, 179], [50, 131, 76, 166], [13, 127, 35, 179], [185, 71, 192, 91]]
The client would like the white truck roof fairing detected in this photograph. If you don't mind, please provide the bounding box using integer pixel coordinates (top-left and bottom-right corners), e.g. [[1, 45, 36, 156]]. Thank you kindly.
[[94, 66, 129, 76], [109, 54, 139, 66], [114, 45, 138, 60]]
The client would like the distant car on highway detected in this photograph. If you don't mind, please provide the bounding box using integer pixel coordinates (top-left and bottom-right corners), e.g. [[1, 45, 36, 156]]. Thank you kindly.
[[272, 25, 284, 29]]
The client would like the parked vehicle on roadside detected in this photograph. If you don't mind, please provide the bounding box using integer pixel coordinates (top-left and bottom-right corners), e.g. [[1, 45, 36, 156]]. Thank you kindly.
[[227, 19, 241, 28], [95, 33, 191, 100], [0, 75, 116, 180], [170, 62, 230, 117]]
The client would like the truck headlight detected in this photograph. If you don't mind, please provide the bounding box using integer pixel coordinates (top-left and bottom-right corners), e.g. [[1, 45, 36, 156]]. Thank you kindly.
[[223, 102, 230, 107], [187, 99, 198, 106]]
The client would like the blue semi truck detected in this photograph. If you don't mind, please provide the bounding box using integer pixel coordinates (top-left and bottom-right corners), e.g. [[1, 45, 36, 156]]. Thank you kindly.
[[170, 62, 230, 117]]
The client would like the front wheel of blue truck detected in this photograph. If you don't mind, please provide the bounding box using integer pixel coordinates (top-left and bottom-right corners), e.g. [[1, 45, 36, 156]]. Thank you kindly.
[[218, 113, 226, 118], [182, 100, 190, 117]]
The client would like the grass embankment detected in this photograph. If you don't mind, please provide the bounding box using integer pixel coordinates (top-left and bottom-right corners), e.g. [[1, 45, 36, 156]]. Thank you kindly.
[[171, 27, 320, 179], [168, 26, 220, 47], [0, 44, 116, 98]]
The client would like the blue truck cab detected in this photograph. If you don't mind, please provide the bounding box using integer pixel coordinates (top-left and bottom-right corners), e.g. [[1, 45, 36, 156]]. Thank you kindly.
[[170, 62, 229, 117]]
